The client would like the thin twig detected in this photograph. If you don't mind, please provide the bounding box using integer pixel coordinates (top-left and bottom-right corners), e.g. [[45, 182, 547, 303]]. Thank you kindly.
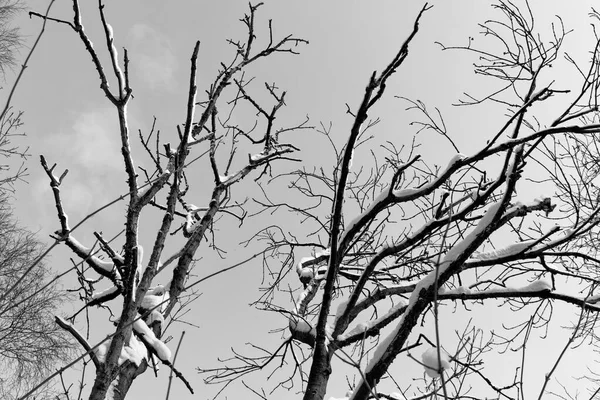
[[2, 0, 56, 121], [165, 331, 186, 400]]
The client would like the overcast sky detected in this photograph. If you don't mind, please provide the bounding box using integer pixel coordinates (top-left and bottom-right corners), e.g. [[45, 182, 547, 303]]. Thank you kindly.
[[6, 1, 600, 399]]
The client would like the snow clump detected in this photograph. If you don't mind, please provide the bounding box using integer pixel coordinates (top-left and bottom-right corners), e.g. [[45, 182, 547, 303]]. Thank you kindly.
[[421, 347, 451, 378]]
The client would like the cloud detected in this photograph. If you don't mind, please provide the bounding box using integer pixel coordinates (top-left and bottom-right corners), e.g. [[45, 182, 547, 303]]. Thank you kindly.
[[68, 109, 123, 171], [32, 108, 126, 224], [129, 24, 178, 90]]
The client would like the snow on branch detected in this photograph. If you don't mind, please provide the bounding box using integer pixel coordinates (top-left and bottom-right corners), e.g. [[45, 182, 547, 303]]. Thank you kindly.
[[434, 278, 600, 312], [133, 316, 171, 362], [289, 278, 321, 347], [421, 347, 451, 378], [296, 248, 330, 284], [392, 153, 466, 199], [132, 315, 194, 393], [354, 189, 509, 396], [469, 240, 537, 261], [62, 235, 123, 285], [94, 334, 146, 367], [89, 285, 120, 306]]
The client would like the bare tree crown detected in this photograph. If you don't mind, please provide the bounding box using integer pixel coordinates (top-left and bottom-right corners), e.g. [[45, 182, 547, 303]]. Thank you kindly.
[[201, 2, 600, 400], [17, 1, 600, 400]]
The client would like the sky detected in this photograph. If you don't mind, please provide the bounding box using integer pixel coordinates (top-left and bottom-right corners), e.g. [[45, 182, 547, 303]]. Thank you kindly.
[[5, 0, 600, 399]]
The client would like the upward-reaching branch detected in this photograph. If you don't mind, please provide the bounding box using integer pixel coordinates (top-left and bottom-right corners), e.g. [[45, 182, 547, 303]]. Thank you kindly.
[[304, 5, 430, 400]]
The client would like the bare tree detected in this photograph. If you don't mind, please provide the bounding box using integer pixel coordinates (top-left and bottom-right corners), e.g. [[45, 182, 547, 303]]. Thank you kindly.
[[0, 0, 25, 191], [0, 0, 57, 190], [0, 193, 72, 399], [0, 1, 76, 399], [0, 0, 21, 73], [26, 1, 309, 399], [198, 2, 600, 400]]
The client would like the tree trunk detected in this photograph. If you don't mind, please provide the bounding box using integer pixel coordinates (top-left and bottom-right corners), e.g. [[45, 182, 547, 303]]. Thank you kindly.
[[88, 357, 148, 399], [111, 361, 148, 400], [88, 369, 112, 400], [303, 342, 332, 400]]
